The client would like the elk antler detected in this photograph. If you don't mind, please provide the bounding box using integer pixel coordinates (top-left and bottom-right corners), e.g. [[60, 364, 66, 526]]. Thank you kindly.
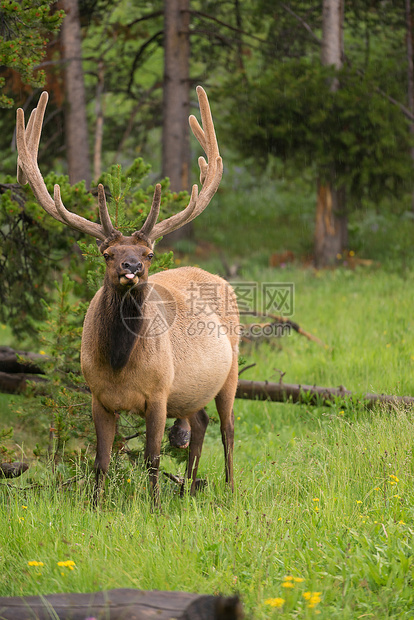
[[138, 85, 223, 243], [16, 93, 115, 240], [16, 86, 222, 244]]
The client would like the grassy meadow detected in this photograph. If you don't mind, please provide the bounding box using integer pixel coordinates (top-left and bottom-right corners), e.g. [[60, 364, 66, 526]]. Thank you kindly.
[[1, 263, 414, 618], [2, 172, 414, 618]]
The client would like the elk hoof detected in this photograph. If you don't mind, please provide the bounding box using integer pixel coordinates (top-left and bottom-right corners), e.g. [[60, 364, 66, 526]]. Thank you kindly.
[[169, 419, 191, 449]]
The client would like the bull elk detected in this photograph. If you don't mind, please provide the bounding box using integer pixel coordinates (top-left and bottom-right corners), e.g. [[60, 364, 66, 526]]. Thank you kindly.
[[16, 87, 240, 504]]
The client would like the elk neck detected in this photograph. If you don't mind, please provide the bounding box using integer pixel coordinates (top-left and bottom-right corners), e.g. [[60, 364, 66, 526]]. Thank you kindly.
[[97, 280, 148, 371]]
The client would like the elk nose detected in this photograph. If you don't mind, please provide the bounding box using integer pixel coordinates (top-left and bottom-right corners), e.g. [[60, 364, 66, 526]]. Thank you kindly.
[[122, 260, 143, 274]]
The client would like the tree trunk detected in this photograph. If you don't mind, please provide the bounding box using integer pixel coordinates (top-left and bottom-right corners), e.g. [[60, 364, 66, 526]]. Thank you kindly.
[[61, 0, 91, 187], [405, 0, 414, 211], [315, 0, 346, 267], [161, 0, 192, 244], [93, 60, 105, 182], [314, 180, 347, 268]]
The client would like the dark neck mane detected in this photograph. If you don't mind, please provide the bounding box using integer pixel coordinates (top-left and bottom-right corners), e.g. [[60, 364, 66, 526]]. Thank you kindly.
[[98, 284, 146, 371]]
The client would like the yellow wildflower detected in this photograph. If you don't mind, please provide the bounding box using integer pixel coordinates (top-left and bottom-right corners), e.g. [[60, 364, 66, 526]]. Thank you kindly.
[[293, 577, 305, 582], [308, 592, 322, 608], [28, 561, 44, 567], [356, 500, 362, 504], [127, 478, 131, 483], [21, 506, 27, 510], [57, 560, 76, 571], [284, 575, 294, 580], [282, 581, 295, 588], [265, 598, 285, 608]]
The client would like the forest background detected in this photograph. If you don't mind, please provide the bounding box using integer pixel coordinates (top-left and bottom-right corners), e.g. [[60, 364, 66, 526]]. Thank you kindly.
[[2, 1, 414, 619]]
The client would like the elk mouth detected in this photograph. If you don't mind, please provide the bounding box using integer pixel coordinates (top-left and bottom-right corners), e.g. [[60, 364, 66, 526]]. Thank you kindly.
[[119, 272, 140, 286]]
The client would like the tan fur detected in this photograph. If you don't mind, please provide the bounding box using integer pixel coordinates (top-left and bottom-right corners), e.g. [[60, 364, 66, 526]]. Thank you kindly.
[[81, 250, 240, 503], [15, 86, 236, 505]]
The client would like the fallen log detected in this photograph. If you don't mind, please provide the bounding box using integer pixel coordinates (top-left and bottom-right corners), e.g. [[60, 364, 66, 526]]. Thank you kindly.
[[0, 346, 48, 374], [236, 379, 414, 409], [0, 462, 29, 478], [0, 371, 47, 394], [0, 588, 243, 620]]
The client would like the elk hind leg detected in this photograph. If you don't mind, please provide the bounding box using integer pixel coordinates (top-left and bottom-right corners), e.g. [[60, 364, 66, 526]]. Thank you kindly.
[[215, 359, 238, 491], [183, 408, 209, 496], [92, 397, 117, 506]]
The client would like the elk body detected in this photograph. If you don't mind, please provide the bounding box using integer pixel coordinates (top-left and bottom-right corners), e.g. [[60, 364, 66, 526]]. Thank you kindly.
[[16, 87, 239, 503]]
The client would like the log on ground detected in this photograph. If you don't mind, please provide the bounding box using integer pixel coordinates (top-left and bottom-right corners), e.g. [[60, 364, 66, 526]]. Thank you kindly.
[[236, 379, 414, 409], [0, 371, 47, 394], [0, 588, 244, 620], [0, 346, 47, 374]]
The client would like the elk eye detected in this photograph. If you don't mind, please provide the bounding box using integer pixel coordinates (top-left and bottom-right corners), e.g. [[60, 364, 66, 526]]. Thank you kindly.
[[103, 253, 110, 261], [147, 253, 154, 260]]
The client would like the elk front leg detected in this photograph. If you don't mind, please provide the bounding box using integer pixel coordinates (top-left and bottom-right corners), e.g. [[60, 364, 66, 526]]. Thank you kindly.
[[92, 396, 117, 506], [144, 401, 167, 507], [183, 408, 209, 496]]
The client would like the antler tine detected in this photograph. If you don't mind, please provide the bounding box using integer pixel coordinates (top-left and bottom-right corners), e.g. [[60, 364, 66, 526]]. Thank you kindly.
[[17, 91, 48, 185], [139, 184, 162, 238], [144, 86, 222, 243], [16, 92, 111, 241], [97, 184, 115, 237]]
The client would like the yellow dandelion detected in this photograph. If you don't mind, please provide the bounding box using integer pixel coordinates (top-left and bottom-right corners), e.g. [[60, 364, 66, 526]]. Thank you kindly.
[[28, 561, 44, 567], [303, 592, 312, 600], [293, 577, 305, 583], [399, 520, 405, 525], [127, 478, 131, 483], [282, 582, 295, 589], [57, 560, 76, 569], [21, 505, 27, 510], [349, 250, 355, 257], [265, 598, 285, 608], [308, 592, 322, 608], [39, 350, 46, 355], [284, 575, 294, 581], [312, 498, 319, 502], [356, 500, 362, 504]]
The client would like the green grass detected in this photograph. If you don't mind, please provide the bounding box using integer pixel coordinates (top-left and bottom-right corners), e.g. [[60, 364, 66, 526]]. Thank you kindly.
[[2, 265, 414, 617]]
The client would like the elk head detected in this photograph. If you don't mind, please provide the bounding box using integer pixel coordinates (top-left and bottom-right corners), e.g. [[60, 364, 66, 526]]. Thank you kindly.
[[15, 87, 222, 256], [97, 233, 154, 291]]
